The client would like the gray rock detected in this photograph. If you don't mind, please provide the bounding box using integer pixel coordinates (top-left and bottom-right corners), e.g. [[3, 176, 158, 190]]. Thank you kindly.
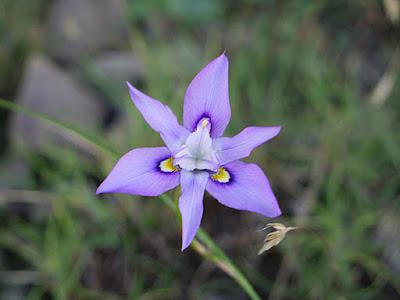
[[46, 0, 129, 62], [11, 55, 103, 151], [89, 51, 143, 94], [94, 52, 143, 83], [0, 288, 26, 300]]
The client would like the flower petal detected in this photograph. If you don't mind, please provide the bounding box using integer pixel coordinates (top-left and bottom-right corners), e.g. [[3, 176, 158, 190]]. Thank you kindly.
[[206, 161, 281, 218], [127, 82, 189, 152], [213, 126, 281, 165], [179, 170, 209, 251], [183, 53, 231, 138], [97, 147, 179, 196]]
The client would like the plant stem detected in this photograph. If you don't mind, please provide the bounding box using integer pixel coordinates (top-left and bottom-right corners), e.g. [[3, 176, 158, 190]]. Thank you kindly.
[[160, 194, 261, 300]]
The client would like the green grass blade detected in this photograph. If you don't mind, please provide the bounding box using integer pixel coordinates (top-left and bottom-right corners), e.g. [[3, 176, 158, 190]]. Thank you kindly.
[[196, 228, 261, 300], [0, 98, 119, 159]]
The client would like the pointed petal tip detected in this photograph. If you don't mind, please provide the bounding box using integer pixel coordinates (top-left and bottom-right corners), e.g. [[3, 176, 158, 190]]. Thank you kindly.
[[126, 82, 143, 100], [273, 125, 283, 135], [264, 204, 282, 218], [96, 183, 107, 195], [270, 208, 282, 218], [127, 83, 136, 99], [209, 51, 228, 65], [126, 81, 135, 92], [218, 51, 229, 63], [126, 82, 137, 95], [181, 235, 193, 251], [95, 187, 103, 195], [252, 206, 282, 219], [181, 242, 189, 252], [264, 125, 282, 140]]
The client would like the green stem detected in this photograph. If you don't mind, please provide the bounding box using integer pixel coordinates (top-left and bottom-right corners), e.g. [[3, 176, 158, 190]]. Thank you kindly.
[[160, 194, 261, 300]]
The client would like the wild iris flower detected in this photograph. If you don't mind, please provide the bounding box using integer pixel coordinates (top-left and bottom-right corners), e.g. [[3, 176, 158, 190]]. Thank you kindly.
[[97, 53, 282, 250]]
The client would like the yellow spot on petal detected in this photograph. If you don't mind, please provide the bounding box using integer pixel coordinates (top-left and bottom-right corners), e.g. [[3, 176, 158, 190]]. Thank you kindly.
[[159, 157, 178, 173], [211, 167, 230, 183]]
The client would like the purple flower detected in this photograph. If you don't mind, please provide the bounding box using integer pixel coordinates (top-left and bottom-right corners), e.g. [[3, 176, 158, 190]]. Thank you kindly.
[[97, 53, 282, 251]]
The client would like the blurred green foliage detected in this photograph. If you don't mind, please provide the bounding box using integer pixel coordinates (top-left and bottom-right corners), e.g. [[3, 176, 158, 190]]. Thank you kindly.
[[1, 0, 400, 299]]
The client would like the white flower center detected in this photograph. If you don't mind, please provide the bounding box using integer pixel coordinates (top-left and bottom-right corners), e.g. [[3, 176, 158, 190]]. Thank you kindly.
[[174, 118, 219, 171]]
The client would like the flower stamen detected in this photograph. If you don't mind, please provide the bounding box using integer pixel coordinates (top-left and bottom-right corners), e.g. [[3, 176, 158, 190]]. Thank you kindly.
[[201, 118, 209, 128]]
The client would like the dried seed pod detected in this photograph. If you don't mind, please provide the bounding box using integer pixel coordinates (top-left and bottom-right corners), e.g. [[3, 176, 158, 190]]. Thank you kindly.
[[258, 223, 298, 255]]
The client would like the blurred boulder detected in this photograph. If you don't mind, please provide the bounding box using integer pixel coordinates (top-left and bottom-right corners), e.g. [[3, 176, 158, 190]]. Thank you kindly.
[[11, 55, 103, 151], [0, 288, 25, 300], [46, 0, 129, 62], [92, 51, 143, 93], [94, 52, 143, 82]]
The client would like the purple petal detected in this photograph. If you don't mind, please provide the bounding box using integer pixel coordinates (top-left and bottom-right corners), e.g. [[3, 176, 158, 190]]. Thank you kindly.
[[97, 147, 179, 196], [213, 126, 282, 165], [206, 161, 281, 218], [183, 53, 231, 138], [127, 82, 189, 153], [179, 170, 209, 251]]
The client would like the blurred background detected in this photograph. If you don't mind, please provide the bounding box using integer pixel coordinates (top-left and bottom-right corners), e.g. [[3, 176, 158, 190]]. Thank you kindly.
[[1, 0, 400, 299]]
